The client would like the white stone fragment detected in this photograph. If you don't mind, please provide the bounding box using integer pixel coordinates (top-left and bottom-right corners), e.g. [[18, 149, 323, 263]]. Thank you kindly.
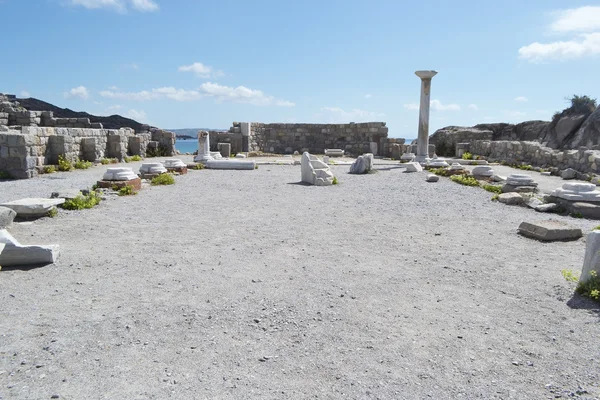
[[235, 154, 247, 159], [506, 174, 537, 187], [472, 166, 494, 177], [349, 153, 374, 174], [103, 168, 138, 181], [0, 229, 59, 267], [324, 149, 344, 157], [401, 153, 416, 162], [139, 163, 167, 174], [301, 152, 335, 186], [404, 162, 423, 172], [449, 163, 466, 171], [163, 159, 186, 168], [426, 174, 439, 182], [427, 159, 449, 167], [205, 159, 256, 170], [581, 230, 600, 284], [552, 182, 600, 202], [0, 198, 65, 218]]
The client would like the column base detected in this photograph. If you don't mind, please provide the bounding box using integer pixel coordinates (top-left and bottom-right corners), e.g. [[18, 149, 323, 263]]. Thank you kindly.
[[414, 155, 430, 164]]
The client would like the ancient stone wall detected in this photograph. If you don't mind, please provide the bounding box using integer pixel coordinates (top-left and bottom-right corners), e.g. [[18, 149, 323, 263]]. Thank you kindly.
[[229, 122, 389, 156], [470, 140, 600, 174], [429, 127, 494, 156]]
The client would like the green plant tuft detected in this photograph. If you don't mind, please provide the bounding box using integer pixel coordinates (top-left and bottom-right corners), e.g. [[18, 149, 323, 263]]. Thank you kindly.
[[482, 184, 503, 194], [43, 165, 56, 174], [254, 164, 259, 169], [563, 269, 600, 301], [101, 158, 118, 165], [332, 176, 339, 185], [462, 152, 473, 160], [192, 163, 205, 170], [124, 155, 143, 163], [58, 155, 73, 171], [151, 173, 175, 186], [561, 269, 579, 282], [46, 207, 58, 218], [74, 159, 93, 170], [117, 185, 137, 196], [450, 175, 480, 187], [571, 212, 584, 219], [60, 191, 102, 210], [491, 194, 500, 201]]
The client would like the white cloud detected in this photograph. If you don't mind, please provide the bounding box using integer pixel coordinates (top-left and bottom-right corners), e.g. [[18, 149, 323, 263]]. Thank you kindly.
[[108, 85, 120, 91], [550, 6, 600, 33], [20, 91, 31, 98], [99, 83, 294, 106], [123, 63, 139, 70], [66, 0, 158, 13], [519, 32, 600, 62], [64, 86, 90, 100], [519, 7, 600, 62], [178, 62, 224, 79], [320, 107, 385, 123], [514, 96, 528, 102], [126, 109, 148, 121], [365, 94, 372, 99], [467, 104, 478, 110], [403, 99, 461, 111]]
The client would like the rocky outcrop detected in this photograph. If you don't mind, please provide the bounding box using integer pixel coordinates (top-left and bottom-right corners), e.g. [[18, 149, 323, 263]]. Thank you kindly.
[[568, 106, 600, 149]]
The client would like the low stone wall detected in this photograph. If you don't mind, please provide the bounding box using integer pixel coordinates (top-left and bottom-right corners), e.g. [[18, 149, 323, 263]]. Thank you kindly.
[[429, 127, 494, 156], [470, 140, 600, 174]]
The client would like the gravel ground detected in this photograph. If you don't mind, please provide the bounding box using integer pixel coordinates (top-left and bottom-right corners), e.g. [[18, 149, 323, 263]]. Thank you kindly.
[[0, 159, 599, 399]]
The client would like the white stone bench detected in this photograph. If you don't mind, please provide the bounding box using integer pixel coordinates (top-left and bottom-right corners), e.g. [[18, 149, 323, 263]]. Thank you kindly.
[[325, 149, 344, 157]]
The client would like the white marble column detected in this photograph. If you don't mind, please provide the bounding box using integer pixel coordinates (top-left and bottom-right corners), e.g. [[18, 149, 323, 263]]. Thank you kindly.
[[194, 130, 214, 163], [415, 70, 438, 163]]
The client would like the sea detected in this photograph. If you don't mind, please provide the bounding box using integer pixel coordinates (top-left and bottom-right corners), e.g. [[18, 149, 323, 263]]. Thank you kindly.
[[175, 139, 198, 154]]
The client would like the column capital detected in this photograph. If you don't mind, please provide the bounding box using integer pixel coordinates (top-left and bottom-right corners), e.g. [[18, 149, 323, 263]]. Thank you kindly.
[[415, 70, 438, 80]]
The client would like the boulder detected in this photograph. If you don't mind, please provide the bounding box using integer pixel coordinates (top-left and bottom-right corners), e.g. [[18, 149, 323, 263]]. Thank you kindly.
[[472, 166, 494, 177], [404, 162, 423, 173], [517, 220, 583, 242], [569, 202, 600, 219], [569, 106, 600, 149], [535, 203, 559, 213], [498, 193, 524, 205], [0, 206, 17, 229], [301, 152, 335, 186], [561, 168, 578, 180], [349, 153, 374, 174], [0, 229, 59, 267], [0, 198, 65, 218], [235, 153, 247, 159], [426, 174, 439, 182], [581, 230, 600, 284]]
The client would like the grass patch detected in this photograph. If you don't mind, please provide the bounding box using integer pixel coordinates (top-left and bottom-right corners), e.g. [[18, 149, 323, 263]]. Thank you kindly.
[[450, 175, 480, 187], [562, 269, 600, 301], [461, 152, 473, 160], [101, 158, 118, 165], [151, 173, 175, 186], [43, 165, 56, 174], [74, 159, 93, 170], [192, 163, 205, 170], [60, 191, 102, 210], [332, 176, 339, 185], [58, 155, 73, 172], [46, 207, 58, 218], [491, 194, 500, 201], [116, 185, 137, 196], [571, 212, 584, 219], [124, 155, 143, 163], [482, 184, 502, 194]]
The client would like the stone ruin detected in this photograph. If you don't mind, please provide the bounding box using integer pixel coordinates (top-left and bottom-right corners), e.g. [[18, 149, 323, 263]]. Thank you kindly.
[[0, 93, 176, 179]]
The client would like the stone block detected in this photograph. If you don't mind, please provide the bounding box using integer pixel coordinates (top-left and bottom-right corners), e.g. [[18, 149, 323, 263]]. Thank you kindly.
[[498, 193, 524, 205], [426, 174, 439, 182], [581, 230, 600, 284], [404, 162, 423, 172], [569, 202, 600, 219], [0, 198, 65, 218], [518, 220, 583, 242], [96, 177, 142, 191], [0, 206, 17, 229], [0, 230, 59, 267]]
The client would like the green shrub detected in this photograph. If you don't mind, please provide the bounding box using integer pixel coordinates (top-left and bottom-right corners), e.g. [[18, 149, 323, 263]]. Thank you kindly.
[[151, 173, 175, 186], [562, 269, 600, 301], [101, 158, 118, 165], [74, 159, 93, 170], [146, 145, 169, 158], [491, 194, 500, 201], [482, 184, 502, 194], [450, 175, 480, 187], [332, 176, 339, 185], [254, 164, 259, 169], [46, 207, 58, 218], [192, 163, 205, 170], [43, 165, 56, 174], [461, 152, 473, 160], [571, 212, 584, 219], [60, 191, 102, 210], [517, 164, 533, 171], [124, 155, 143, 163], [117, 185, 137, 196], [430, 168, 451, 177], [58, 155, 73, 171]]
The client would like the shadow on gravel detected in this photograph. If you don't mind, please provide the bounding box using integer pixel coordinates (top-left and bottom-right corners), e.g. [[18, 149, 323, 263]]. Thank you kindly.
[[287, 182, 314, 186], [567, 294, 600, 318], [1, 263, 55, 272], [374, 166, 405, 171]]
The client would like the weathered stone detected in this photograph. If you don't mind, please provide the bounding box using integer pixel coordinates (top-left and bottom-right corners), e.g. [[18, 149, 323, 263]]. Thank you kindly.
[[552, 182, 600, 202], [0, 229, 59, 267], [502, 184, 537, 193], [472, 166, 494, 177], [581, 230, 600, 284], [217, 143, 231, 158], [205, 159, 256, 170], [103, 168, 138, 181], [427, 159, 449, 168], [490, 174, 506, 182], [235, 154, 247, 159], [561, 168, 578, 180], [0, 198, 64, 218], [404, 162, 423, 173], [426, 174, 439, 182], [140, 162, 167, 175], [498, 193, 524, 205], [324, 149, 344, 157], [96, 177, 142, 191], [518, 220, 583, 242], [400, 153, 416, 162], [569, 202, 600, 219], [415, 70, 437, 162], [0, 206, 17, 228], [349, 153, 373, 174], [301, 152, 335, 186], [506, 174, 537, 187], [535, 203, 559, 213]]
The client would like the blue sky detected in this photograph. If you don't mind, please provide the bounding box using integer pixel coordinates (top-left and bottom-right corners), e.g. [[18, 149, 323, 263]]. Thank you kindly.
[[1, 0, 599, 137]]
